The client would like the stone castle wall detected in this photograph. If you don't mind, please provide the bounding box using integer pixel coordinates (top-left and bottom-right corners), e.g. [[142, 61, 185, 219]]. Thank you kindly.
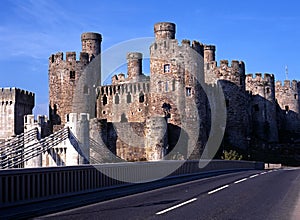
[[45, 22, 300, 163], [0, 88, 34, 140], [246, 73, 278, 143]]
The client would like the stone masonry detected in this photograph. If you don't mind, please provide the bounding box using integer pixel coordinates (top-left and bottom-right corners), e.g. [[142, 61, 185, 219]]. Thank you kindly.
[[0, 88, 34, 141], [46, 22, 300, 162]]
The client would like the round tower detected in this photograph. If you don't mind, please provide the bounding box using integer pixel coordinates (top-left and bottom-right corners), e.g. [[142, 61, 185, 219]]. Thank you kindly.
[[204, 45, 216, 63], [81, 32, 102, 61], [154, 22, 176, 40], [127, 52, 143, 79]]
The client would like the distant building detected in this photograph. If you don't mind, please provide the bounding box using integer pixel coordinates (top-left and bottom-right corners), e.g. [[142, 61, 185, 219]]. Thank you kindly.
[[0, 88, 34, 141]]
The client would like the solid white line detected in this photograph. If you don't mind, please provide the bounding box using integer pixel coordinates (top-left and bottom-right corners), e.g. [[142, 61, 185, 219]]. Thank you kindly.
[[249, 174, 259, 178], [156, 198, 198, 215], [208, 185, 229, 195], [234, 178, 247, 184]]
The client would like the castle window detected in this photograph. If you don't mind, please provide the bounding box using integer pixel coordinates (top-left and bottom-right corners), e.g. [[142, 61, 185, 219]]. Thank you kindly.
[[254, 104, 259, 112], [115, 94, 120, 104], [102, 111, 106, 114], [83, 85, 89, 94], [266, 88, 270, 94], [165, 82, 169, 92], [127, 93, 132, 103], [164, 64, 170, 73], [186, 87, 192, 97], [139, 92, 145, 103], [51, 55, 55, 63], [70, 71, 75, 80], [295, 94, 298, 100], [172, 79, 175, 91], [103, 95, 107, 106], [285, 105, 289, 112], [226, 99, 229, 107]]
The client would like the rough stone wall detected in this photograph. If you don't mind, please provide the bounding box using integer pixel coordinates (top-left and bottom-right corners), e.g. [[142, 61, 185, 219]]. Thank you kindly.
[[205, 58, 250, 150], [49, 32, 101, 132], [246, 73, 278, 143], [97, 81, 150, 122], [149, 23, 206, 160], [0, 88, 34, 140], [275, 80, 300, 139]]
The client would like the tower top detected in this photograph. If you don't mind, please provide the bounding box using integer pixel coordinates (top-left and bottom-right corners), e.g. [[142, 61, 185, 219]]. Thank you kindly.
[[154, 22, 176, 40], [81, 32, 102, 42]]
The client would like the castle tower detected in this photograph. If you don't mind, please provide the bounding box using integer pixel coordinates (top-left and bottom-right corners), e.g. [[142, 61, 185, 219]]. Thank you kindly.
[[154, 22, 176, 40], [0, 88, 34, 141], [150, 22, 206, 159], [204, 45, 216, 63], [275, 80, 299, 114], [127, 52, 143, 79], [275, 80, 300, 139], [81, 32, 102, 61], [49, 32, 102, 132], [246, 73, 278, 143]]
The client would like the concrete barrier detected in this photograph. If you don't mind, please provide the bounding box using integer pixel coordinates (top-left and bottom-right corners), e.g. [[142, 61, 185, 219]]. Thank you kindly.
[[0, 160, 263, 208]]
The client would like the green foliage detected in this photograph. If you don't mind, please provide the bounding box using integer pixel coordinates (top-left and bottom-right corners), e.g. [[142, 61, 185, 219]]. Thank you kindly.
[[221, 150, 243, 160]]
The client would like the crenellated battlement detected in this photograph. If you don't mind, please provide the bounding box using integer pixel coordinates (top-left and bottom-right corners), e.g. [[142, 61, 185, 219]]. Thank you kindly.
[[0, 87, 34, 103], [246, 73, 275, 83], [276, 80, 299, 91], [99, 81, 150, 97], [49, 51, 90, 64]]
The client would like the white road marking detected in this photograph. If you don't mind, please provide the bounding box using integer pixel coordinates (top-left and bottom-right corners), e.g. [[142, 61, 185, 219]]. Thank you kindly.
[[249, 174, 259, 178], [234, 178, 248, 184], [156, 198, 198, 215], [260, 172, 267, 175], [208, 185, 229, 195]]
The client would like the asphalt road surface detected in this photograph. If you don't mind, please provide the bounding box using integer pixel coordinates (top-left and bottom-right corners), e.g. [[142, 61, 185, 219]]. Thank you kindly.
[[36, 168, 300, 220]]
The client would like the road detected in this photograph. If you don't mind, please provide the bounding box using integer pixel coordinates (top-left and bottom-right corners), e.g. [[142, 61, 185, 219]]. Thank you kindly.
[[36, 168, 300, 220]]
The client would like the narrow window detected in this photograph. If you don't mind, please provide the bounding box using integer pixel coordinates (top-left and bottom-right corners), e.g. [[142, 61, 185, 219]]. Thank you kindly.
[[226, 99, 229, 107], [165, 82, 168, 92], [103, 95, 107, 106], [186, 87, 192, 97], [115, 94, 120, 104], [254, 104, 259, 112], [164, 64, 170, 73], [266, 88, 270, 94], [172, 79, 175, 91], [139, 92, 145, 103], [70, 71, 75, 80], [127, 93, 132, 103], [285, 105, 289, 112], [295, 94, 298, 100], [51, 55, 55, 63]]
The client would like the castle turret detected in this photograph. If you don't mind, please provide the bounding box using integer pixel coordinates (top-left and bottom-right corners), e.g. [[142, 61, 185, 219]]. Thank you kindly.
[[246, 73, 278, 143], [127, 52, 143, 79], [154, 22, 176, 40], [49, 32, 102, 132], [276, 80, 299, 114], [204, 45, 216, 63], [81, 32, 102, 61]]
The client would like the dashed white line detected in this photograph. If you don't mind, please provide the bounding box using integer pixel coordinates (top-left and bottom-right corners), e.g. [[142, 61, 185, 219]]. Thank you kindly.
[[260, 172, 267, 175], [234, 178, 248, 184], [208, 185, 229, 195], [249, 174, 259, 178], [156, 198, 198, 215]]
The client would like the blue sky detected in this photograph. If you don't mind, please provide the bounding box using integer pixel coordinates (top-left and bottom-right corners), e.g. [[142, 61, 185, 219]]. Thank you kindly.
[[0, 0, 299, 116]]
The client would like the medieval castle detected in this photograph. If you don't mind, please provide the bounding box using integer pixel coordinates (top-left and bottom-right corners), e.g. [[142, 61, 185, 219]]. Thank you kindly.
[[1, 22, 300, 166]]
